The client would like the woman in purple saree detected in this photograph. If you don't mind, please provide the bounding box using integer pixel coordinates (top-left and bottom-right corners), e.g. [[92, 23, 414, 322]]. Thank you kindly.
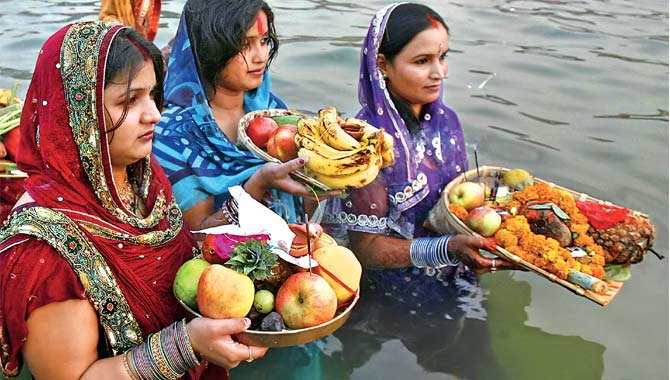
[[326, 2, 513, 304]]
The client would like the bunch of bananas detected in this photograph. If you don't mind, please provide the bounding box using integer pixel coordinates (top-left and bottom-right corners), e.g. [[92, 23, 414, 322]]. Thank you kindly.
[[295, 107, 394, 189]]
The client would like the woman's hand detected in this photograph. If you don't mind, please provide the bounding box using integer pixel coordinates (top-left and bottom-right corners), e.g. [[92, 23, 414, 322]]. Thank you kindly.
[[244, 157, 342, 200], [186, 317, 268, 370], [447, 234, 515, 274]]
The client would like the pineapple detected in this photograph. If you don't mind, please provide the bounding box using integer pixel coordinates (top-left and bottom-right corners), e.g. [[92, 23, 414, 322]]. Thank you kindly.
[[227, 239, 278, 280], [226, 239, 291, 291], [261, 260, 292, 290], [588, 215, 655, 264]]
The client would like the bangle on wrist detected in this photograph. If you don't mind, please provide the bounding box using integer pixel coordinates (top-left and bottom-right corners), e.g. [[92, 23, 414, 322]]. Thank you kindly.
[[125, 319, 200, 380], [219, 197, 239, 225], [410, 235, 460, 268]]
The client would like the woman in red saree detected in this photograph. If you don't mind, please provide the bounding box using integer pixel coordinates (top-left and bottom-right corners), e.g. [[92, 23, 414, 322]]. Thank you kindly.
[[0, 22, 265, 379]]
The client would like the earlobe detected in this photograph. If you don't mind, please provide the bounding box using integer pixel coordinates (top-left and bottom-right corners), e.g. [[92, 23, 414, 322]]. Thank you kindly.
[[377, 54, 388, 78]]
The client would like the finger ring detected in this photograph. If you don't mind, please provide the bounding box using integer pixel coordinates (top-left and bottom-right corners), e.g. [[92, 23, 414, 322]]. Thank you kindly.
[[491, 258, 497, 270], [246, 346, 254, 363]]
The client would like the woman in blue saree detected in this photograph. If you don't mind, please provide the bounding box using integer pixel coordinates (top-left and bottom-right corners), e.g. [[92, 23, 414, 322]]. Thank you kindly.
[[153, 1, 328, 378], [153, 0, 337, 231]]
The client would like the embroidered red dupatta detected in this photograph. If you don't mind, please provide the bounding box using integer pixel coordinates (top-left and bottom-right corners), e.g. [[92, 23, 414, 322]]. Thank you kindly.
[[0, 22, 205, 377]]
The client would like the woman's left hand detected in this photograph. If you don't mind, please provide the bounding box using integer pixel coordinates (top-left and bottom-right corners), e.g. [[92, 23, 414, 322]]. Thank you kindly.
[[447, 234, 515, 274]]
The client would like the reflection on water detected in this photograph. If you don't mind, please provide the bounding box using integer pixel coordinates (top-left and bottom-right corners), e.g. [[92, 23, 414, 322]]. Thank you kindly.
[[0, 0, 667, 379], [485, 273, 604, 380], [234, 271, 606, 380]]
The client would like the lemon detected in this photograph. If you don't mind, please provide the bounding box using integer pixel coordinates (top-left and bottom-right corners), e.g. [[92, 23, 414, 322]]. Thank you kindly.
[[502, 169, 532, 190]]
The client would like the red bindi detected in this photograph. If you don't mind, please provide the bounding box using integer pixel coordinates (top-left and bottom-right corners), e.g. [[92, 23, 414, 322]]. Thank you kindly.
[[426, 14, 440, 28], [256, 14, 266, 35]]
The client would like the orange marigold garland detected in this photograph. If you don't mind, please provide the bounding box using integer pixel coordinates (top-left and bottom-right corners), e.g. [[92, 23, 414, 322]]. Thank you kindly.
[[449, 203, 468, 220], [493, 183, 607, 279], [447, 182, 606, 280]]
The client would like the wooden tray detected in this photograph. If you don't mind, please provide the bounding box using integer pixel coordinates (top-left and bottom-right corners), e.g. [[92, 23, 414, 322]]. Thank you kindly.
[[237, 109, 333, 192], [424, 166, 648, 306]]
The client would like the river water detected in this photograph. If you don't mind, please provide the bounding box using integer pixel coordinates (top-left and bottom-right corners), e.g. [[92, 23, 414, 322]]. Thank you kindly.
[[0, 1, 667, 379]]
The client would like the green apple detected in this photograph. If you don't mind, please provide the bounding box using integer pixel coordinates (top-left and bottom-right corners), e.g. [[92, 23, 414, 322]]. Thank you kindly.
[[254, 289, 275, 314], [448, 181, 486, 211], [466, 206, 502, 237], [173, 258, 211, 310]]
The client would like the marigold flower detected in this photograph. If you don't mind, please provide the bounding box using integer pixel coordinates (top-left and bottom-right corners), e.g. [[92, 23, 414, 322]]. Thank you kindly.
[[493, 180, 607, 282], [449, 203, 468, 220]]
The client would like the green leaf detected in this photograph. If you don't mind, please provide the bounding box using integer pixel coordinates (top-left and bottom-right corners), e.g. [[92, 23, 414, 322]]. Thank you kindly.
[[228, 238, 277, 280], [526, 202, 570, 220], [551, 204, 571, 221], [527, 202, 554, 210], [603, 263, 632, 281], [334, 191, 349, 199], [272, 115, 302, 126]]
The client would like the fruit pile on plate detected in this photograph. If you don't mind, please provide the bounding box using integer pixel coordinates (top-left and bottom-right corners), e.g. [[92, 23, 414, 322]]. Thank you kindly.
[[244, 107, 395, 190], [173, 223, 362, 335], [443, 168, 655, 284]]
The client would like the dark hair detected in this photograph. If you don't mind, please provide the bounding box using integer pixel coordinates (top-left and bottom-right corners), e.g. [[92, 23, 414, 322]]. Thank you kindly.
[[103, 27, 164, 188], [379, 3, 449, 62], [184, 0, 279, 98], [104, 27, 165, 135]]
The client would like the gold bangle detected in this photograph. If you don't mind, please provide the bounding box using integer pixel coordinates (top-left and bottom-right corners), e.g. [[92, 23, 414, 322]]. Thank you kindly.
[[149, 332, 182, 379], [122, 351, 140, 380]]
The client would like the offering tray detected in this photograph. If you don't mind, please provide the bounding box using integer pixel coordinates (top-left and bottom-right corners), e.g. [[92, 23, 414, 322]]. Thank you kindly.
[[237, 109, 333, 192], [176, 290, 359, 347], [424, 166, 653, 306]]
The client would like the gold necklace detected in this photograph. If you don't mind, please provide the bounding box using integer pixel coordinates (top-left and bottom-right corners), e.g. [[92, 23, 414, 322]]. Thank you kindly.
[[117, 176, 142, 216]]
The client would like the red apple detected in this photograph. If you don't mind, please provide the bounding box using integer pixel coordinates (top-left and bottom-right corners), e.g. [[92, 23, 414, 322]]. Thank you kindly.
[[466, 206, 502, 237], [247, 116, 278, 148], [266, 134, 279, 159], [448, 181, 485, 211], [275, 272, 337, 329], [273, 125, 298, 162], [197, 264, 255, 319]]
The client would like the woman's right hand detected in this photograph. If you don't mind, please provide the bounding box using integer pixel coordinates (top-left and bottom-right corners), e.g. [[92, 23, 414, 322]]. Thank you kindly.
[[186, 317, 268, 370], [244, 157, 342, 200], [447, 234, 515, 274]]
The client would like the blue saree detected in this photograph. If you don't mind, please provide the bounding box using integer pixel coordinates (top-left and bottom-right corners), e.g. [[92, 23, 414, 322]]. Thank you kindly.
[[153, 14, 299, 221]]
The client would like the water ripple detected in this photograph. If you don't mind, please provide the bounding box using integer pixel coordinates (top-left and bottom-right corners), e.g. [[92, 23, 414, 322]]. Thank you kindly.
[[589, 49, 669, 67], [518, 112, 570, 126], [472, 94, 518, 106], [593, 109, 669, 122], [515, 45, 585, 62]]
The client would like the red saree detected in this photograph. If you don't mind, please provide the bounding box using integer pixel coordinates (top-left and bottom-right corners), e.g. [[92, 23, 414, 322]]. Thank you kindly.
[[0, 22, 223, 378]]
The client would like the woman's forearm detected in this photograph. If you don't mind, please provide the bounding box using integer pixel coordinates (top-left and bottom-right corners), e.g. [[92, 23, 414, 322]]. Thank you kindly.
[[243, 171, 267, 201], [348, 230, 412, 269], [183, 197, 232, 231], [80, 355, 132, 380]]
